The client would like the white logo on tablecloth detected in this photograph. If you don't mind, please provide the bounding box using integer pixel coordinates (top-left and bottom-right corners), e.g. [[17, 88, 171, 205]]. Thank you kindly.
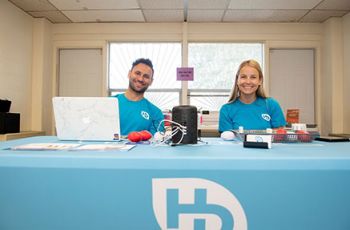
[[152, 178, 247, 230]]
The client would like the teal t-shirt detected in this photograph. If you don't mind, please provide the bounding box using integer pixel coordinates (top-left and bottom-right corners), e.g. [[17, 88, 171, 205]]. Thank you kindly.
[[219, 97, 286, 132], [114, 94, 164, 136]]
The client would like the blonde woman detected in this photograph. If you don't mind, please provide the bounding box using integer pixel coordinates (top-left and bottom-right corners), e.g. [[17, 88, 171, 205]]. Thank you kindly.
[[219, 60, 286, 132]]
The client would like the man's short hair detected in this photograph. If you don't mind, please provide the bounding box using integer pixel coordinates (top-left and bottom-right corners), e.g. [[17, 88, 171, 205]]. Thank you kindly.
[[131, 58, 154, 75]]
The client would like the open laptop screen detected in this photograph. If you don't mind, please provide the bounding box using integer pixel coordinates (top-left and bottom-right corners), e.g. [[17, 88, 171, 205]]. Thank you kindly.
[[52, 97, 120, 141]]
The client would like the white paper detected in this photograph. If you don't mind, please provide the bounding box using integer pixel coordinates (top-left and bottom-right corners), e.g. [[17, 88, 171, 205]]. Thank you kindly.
[[11, 143, 81, 151], [73, 144, 135, 151]]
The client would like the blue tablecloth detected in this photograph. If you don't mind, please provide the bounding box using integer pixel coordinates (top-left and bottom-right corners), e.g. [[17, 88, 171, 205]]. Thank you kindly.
[[0, 136, 350, 230]]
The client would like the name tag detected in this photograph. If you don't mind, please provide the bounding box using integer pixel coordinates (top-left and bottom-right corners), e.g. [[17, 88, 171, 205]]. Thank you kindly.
[[245, 134, 272, 149]]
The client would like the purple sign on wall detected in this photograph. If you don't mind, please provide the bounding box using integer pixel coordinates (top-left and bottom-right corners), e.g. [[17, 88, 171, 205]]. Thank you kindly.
[[177, 67, 194, 81]]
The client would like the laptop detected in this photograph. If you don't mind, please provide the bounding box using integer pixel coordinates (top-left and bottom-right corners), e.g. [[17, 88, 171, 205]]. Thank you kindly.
[[52, 97, 120, 141]]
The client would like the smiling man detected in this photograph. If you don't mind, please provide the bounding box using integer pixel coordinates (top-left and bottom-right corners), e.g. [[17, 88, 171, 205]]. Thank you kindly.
[[113, 58, 164, 136]]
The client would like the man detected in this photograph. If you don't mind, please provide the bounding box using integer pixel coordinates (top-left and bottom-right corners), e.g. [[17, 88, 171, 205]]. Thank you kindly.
[[113, 58, 164, 136]]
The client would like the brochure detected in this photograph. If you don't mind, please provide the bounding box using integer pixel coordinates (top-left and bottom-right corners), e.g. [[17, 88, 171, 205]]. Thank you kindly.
[[11, 143, 81, 151], [73, 144, 135, 151], [11, 143, 135, 151]]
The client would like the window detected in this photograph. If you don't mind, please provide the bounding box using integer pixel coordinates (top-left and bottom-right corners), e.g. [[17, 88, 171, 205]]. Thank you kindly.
[[108, 42, 263, 111], [188, 43, 264, 110], [108, 42, 182, 110]]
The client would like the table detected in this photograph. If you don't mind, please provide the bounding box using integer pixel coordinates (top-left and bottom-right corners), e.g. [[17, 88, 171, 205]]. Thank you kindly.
[[0, 136, 349, 230], [0, 131, 45, 141], [329, 133, 350, 138]]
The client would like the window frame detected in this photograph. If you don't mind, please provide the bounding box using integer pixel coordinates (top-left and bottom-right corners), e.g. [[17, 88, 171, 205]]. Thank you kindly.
[[107, 41, 264, 111]]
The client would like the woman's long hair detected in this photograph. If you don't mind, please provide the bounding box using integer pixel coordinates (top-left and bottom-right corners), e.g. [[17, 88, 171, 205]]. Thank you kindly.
[[227, 59, 267, 103]]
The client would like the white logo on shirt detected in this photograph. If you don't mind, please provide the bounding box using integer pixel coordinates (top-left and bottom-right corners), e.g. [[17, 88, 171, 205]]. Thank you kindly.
[[141, 111, 150, 120], [261, 113, 271, 121]]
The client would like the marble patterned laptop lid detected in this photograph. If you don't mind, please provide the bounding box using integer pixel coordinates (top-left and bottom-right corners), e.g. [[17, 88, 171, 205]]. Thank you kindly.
[[52, 97, 120, 141]]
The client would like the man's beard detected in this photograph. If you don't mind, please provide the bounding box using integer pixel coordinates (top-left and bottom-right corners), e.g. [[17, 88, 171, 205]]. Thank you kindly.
[[129, 81, 148, 94]]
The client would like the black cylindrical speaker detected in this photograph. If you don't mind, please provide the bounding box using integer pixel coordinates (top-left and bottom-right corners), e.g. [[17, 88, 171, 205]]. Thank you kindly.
[[172, 105, 197, 144]]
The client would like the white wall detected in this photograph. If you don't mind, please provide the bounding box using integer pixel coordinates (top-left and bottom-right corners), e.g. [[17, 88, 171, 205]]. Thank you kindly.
[[322, 18, 345, 135], [343, 13, 350, 134], [32, 18, 53, 135], [0, 0, 33, 131]]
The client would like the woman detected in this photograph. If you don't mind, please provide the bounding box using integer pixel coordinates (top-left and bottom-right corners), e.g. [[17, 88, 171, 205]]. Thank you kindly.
[[219, 59, 286, 132]]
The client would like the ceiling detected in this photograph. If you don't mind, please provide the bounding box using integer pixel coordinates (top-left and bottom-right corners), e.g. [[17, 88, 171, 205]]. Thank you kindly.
[[8, 0, 350, 23]]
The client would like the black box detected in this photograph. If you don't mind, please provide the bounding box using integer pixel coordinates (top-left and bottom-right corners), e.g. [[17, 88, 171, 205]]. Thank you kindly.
[[0, 113, 20, 134], [172, 105, 198, 144], [0, 99, 11, 112]]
